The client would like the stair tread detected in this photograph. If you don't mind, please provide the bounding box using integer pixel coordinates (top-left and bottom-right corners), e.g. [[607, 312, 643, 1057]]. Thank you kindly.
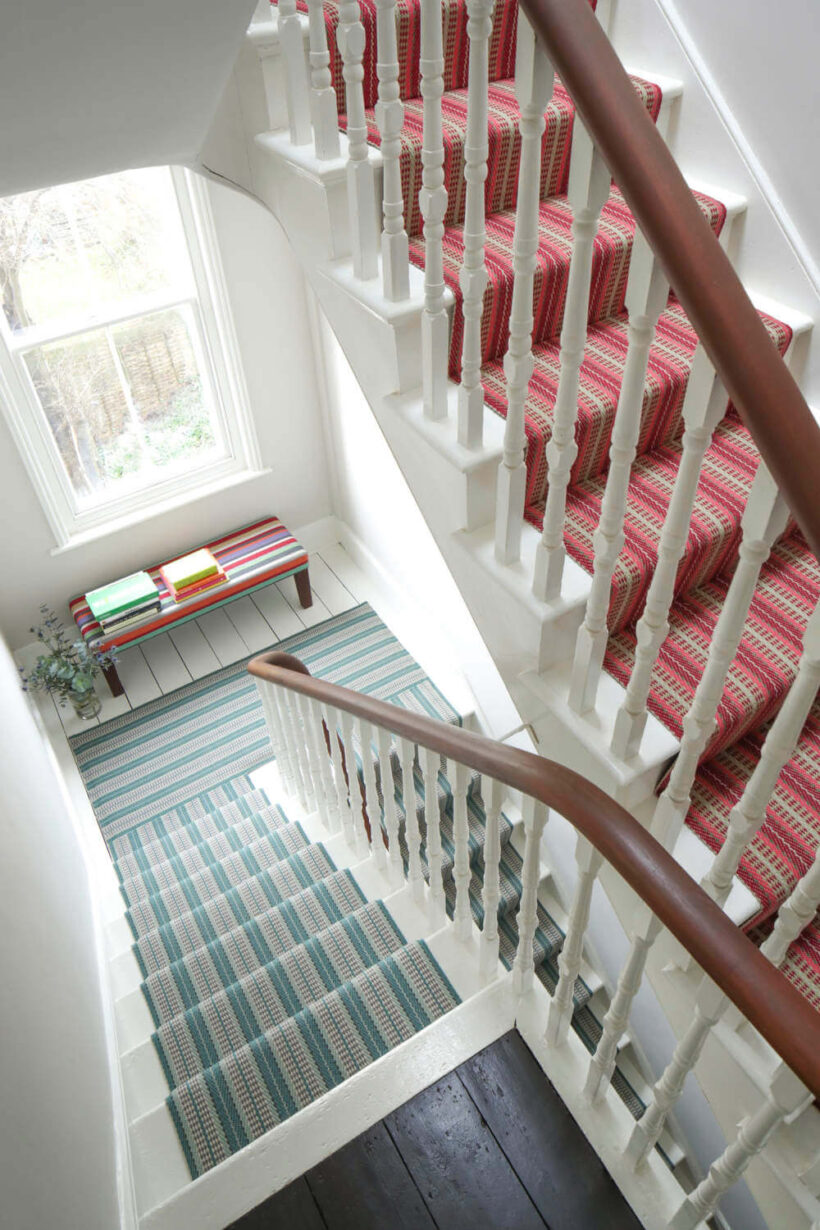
[[107, 776, 259, 857], [165, 941, 461, 1180]]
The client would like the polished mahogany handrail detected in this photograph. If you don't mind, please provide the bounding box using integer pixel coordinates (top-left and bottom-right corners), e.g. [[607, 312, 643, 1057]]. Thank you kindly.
[[250, 651, 820, 1098], [515, 0, 820, 562]]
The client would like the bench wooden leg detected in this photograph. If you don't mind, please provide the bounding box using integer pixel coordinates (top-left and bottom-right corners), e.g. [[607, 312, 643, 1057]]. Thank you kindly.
[[295, 568, 312, 609], [102, 663, 125, 698]]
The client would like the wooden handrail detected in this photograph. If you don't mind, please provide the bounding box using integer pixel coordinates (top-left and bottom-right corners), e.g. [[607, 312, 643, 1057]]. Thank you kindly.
[[250, 650, 820, 1098], [515, 0, 820, 562]]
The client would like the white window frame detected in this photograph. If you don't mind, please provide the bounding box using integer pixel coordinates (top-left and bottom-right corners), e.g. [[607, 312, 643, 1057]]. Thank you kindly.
[[0, 166, 263, 549]]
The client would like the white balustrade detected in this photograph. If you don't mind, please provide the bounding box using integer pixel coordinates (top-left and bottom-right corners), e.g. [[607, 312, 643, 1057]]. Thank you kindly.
[[545, 836, 603, 1045], [456, 0, 495, 447], [651, 463, 790, 850], [255, 677, 293, 793], [277, 0, 314, 146], [420, 0, 449, 419], [280, 686, 311, 810], [307, 694, 340, 831], [305, 0, 341, 159], [400, 736, 426, 900], [339, 707, 370, 854], [569, 232, 670, 714], [495, 17, 554, 564], [358, 718, 387, 870], [512, 796, 549, 993], [760, 853, 820, 969], [669, 1065, 810, 1230], [324, 702, 355, 841], [611, 349, 728, 759], [478, 777, 504, 980], [421, 745, 447, 921], [296, 692, 329, 818], [374, 0, 410, 300], [377, 725, 405, 884], [451, 759, 474, 939], [701, 602, 820, 906], [338, 0, 379, 279], [531, 124, 611, 601]]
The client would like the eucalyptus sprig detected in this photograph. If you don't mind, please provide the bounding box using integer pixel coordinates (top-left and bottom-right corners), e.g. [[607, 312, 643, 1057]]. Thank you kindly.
[[20, 605, 116, 707]]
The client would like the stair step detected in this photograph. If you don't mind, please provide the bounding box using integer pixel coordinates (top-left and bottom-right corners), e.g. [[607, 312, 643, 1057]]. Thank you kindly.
[[129, 842, 339, 973], [105, 775, 260, 860], [163, 941, 461, 1180], [118, 804, 290, 903]]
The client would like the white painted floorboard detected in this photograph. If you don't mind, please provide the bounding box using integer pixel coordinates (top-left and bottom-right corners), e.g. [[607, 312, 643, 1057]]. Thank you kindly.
[[224, 594, 278, 653], [141, 633, 192, 695], [196, 608, 250, 665], [112, 646, 162, 711], [168, 621, 221, 680]]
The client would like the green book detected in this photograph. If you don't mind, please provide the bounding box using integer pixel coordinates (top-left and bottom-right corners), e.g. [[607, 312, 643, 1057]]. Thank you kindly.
[[87, 571, 158, 621]]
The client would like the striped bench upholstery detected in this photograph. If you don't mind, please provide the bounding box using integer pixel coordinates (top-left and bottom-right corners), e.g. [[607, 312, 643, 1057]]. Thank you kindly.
[[70, 517, 309, 655]]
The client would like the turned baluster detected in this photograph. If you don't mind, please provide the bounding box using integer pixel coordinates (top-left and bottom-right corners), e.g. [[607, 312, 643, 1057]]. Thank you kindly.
[[420, 0, 449, 418], [306, 695, 340, 832], [651, 464, 790, 850], [421, 745, 447, 921], [254, 678, 293, 793], [277, 0, 313, 146], [253, 0, 273, 23], [545, 836, 603, 1045], [339, 708, 370, 854], [280, 686, 312, 810], [569, 232, 670, 714], [375, 0, 409, 299], [400, 737, 425, 900], [479, 777, 504, 980], [305, 0, 341, 159], [532, 124, 610, 601], [669, 1066, 810, 1230], [512, 796, 549, 993], [376, 726, 404, 883], [296, 692, 330, 821], [761, 854, 820, 968], [456, 0, 494, 447], [323, 701, 355, 841], [701, 603, 820, 906], [451, 759, 473, 939], [495, 17, 554, 564], [358, 718, 387, 870], [611, 349, 728, 759], [338, 0, 379, 279]]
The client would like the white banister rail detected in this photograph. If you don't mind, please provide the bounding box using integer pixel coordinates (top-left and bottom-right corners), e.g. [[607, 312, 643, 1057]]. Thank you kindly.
[[375, 0, 410, 299], [494, 16, 554, 564], [338, 0, 379, 279], [305, 0, 342, 158], [420, 0, 450, 419], [456, 0, 495, 448], [568, 231, 669, 714]]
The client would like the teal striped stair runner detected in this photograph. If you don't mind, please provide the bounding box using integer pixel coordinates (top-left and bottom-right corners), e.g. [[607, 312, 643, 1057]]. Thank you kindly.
[[70, 603, 644, 1180]]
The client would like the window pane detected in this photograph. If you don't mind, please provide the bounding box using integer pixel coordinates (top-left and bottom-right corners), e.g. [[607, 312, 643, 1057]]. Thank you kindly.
[[24, 310, 225, 504], [0, 167, 191, 333]]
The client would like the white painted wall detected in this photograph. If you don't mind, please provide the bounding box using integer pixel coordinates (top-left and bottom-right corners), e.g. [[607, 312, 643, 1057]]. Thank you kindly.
[[0, 634, 120, 1230], [0, 0, 256, 198], [0, 175, 332, 648]]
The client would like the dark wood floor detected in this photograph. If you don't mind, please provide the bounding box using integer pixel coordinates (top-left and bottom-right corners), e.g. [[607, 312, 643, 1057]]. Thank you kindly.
[[230, 1031, 643, 1230]]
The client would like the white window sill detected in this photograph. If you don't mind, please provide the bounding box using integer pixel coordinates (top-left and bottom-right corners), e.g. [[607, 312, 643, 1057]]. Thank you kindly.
[[50, 466, 272, 556]]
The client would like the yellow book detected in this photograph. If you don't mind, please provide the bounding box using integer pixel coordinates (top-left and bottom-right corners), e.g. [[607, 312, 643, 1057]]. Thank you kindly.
[[161, 548, 219, 589]]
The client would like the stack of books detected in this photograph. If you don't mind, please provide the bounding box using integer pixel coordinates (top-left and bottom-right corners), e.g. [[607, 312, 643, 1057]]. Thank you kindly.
[[87, 571, 161, 634], [159, 548, 227, 603]]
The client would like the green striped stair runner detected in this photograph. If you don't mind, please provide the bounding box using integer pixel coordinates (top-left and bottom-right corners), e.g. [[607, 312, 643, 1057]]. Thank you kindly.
[[68, 602, 648, 1181]]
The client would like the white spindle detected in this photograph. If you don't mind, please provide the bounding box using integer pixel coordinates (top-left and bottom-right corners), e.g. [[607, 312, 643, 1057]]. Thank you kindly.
[[280, 687, 311, 810], [611, 349, 728, 759], [651, 463, 790, 850], [307, 695, 340, 831], [451, 759, 473, 939], [479, 777, 504, 981], [421, 745, 447, 921], [255, 679, 292, 792], [585, 905, 662, 1103], [531, 124, 611, 601], [545, 837, 603, 1045], [375, 0, 409, 299], [669, 1065, 810, 1230], [296, 692, 329, 819], [277, 0, 313, 146], [495, 17, 554, 564], [701, 603, 820, 906], [306, 0, 341, 159], [254, 0, 272, 23], [512, 796, 549, 993], [376, 726, 404, 884], [760, 854, 820, 969], [339, 708, 369, 854], [338, 0, 379, 279], [626, 976, 727, 1168], [324, 702, 355, 841], [400, 737, 425, 900], [569, 232, 670, 714], [420, 0, 449, 419], [456, 0, 494, 447], [358, 718, 387, 870]]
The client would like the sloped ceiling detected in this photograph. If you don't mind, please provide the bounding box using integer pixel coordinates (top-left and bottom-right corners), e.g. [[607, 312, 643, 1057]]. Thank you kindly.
[[0, 0, 256, 197]]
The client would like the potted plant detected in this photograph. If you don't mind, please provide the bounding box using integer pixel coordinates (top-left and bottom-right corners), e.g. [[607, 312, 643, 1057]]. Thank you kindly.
[[19, 605, 116, 720]]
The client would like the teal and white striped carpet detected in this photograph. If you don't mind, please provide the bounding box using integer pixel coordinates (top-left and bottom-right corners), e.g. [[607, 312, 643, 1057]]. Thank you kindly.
[[70, 601, 644, 1180]]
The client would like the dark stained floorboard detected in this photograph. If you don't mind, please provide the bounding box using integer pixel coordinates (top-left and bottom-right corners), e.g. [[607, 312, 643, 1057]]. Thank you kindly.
[[229, 1031, 642, 1230]]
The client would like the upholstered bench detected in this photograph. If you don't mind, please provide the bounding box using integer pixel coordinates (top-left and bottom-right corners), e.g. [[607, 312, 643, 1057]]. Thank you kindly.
[[70, 517, 310, 696]]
